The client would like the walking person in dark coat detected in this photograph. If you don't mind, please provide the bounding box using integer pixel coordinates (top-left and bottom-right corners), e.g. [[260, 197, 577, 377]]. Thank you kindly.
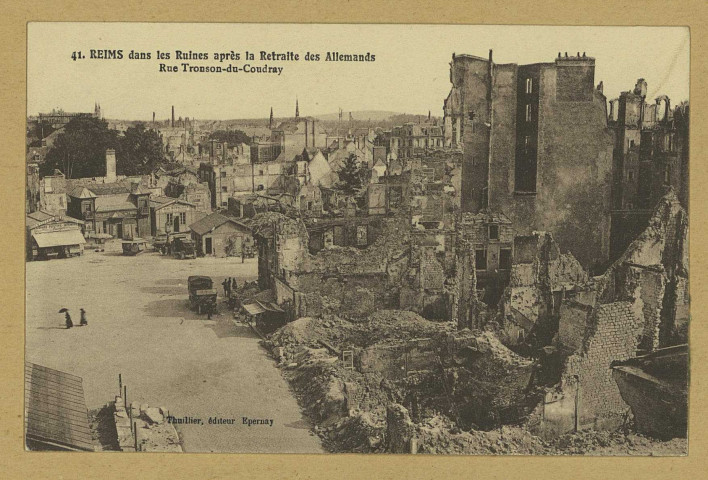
[[65, 311, 73, 329], [222, 278, 229, 297], [79, 308, 88, 326]]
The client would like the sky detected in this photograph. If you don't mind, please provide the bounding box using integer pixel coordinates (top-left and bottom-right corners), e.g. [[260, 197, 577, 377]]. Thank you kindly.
[[27, 23, 690, 121]]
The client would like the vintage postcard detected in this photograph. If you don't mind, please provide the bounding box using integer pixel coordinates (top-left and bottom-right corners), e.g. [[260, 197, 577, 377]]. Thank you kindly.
[[24, 22, 689, 456]]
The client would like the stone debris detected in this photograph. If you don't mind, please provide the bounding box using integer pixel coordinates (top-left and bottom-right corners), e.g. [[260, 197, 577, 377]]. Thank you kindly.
[[143, 407, 164, 425], [110, 396, 182, 452]]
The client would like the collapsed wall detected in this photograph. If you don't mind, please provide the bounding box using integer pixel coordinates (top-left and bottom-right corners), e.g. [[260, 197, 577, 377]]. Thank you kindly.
[[253, 212, 414, 321], [256, 189, 688, 444], [438, 330, 538, 429], [498, 232, 590, 348], [532, 190, 689, 438]]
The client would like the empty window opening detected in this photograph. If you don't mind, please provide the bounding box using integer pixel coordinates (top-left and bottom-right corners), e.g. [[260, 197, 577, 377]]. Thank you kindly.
[[475, 246, 487, 271], [488, 225, 499, 240]]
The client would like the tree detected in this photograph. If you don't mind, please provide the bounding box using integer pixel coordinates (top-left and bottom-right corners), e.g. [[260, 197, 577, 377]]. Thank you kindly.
[[337, 153, 367, 195], [118, 123, 166, 176], [41, 117, 119, 178], [209, 129, 251, 145]]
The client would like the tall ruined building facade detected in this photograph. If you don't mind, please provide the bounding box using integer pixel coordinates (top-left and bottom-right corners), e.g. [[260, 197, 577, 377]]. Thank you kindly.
[[608, 80, 689, 260], [444, 52, 614, 269]]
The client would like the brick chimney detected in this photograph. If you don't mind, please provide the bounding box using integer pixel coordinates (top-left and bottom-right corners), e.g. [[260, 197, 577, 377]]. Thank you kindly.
[[105, 149, 117, 183]]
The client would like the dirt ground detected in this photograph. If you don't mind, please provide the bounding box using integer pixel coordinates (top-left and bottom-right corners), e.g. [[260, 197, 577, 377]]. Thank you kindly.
[[25, 243, 323, 453]]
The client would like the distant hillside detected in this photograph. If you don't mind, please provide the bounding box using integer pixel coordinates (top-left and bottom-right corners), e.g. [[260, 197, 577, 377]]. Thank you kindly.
[[314, 110, 405, 122], [98, 110, 443, 137]]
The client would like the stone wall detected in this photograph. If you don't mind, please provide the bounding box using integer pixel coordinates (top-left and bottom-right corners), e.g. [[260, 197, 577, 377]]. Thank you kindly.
[[557, 300, 593, 353], [534, 301, 641, 437], [562, 302, 641, 429], [536, 190, 690, 437], [419, 248, 445, 292]]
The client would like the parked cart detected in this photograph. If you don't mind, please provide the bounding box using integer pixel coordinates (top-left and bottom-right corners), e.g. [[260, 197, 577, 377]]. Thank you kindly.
[[122, 238, 148, 256], [188, 276, 218, 315], [172, 237, 197, 259]]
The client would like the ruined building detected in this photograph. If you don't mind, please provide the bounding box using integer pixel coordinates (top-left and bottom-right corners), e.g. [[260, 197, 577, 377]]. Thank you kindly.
[[448, 188, 688, 438], [608, 79, 689, 260], [444, 51, 614, 269], [529, 190, 688, 437], [252, 212, 412, 325]]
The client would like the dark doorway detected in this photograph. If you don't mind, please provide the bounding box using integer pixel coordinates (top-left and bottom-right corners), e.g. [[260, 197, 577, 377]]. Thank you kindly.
[[205, 237, 212, 255], [174, 216, 180, 233], [116, 223, 123, 240], [500, 248, 512, 270]]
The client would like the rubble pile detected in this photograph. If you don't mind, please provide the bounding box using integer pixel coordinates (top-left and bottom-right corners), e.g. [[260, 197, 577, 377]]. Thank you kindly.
[[287, 348, 348, 425], [267, 311, 547, 452], [261, 191, 689, 453], [550, 430, 687, 456], [342, 309, 454, 347], [270, 315, 357, 355], [269, 312, 686, 454], [433, 330, 540, 430], [248, 211, 308, 240], [318, 412, 386, 453], [307, 216, 410, 274], [278, 345, 391, 452], [269, 310, 453, 356]]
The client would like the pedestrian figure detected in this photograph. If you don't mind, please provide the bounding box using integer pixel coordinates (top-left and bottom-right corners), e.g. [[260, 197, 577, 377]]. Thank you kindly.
[[79, 308, 88, 326], [241, 249, 246, 263], [231, 277, 237, 292], [65, 311, 73, 329], [222, 278, 229, 297]]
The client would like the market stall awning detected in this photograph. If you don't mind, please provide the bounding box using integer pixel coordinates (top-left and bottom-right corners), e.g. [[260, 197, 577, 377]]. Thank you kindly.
[[33, 230, 86, 248], [25, 362, 94, 451], [257, 300, 284, 313], [243, 302, 266, 316]]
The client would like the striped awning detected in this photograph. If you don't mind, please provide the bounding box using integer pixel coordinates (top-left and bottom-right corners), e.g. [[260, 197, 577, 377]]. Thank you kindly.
[[25, 362, 94, 451]]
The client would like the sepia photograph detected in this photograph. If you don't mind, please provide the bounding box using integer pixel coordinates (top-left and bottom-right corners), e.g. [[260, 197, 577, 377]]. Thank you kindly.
[[24, 23, 689, 455]]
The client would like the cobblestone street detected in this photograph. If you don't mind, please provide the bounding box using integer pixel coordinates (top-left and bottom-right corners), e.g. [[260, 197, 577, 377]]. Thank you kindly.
[[25, 246, 323, 453]]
